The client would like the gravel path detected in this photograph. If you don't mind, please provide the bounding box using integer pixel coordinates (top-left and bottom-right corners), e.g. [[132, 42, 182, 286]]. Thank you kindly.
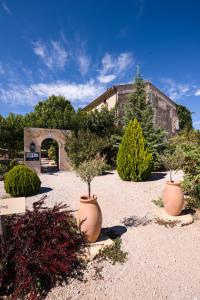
[[1, 171, 200, 300]]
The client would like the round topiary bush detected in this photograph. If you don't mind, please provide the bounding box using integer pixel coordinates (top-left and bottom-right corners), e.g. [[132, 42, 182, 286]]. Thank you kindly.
[[4, 164, 41, 197]]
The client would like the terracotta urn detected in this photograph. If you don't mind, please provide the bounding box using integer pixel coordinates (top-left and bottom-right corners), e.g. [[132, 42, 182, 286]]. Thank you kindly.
[[77, 195, 102, 243], [163, 181, 184, 216]]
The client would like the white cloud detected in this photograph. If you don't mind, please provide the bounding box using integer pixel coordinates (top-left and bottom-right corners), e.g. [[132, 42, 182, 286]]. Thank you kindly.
[[0, 80, 105, 106], [117, 53, 133, 72], [33, 41, 46, 58], [97, 74, 116, 83], [161, 78, 195, 100], [78, 54, 90, 75], [195, 89, 200, 96], [193, 121, 200, 125], [1, 0, 11, 15], [33, 40, 69, 69], [97, 52, 134, 83]]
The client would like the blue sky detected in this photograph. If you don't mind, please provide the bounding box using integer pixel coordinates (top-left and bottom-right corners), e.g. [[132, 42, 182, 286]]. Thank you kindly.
[[0, 0, 200, 129]]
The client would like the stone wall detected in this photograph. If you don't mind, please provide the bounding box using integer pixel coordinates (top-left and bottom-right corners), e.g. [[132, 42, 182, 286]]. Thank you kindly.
[[24, 127, 71, 173], [115, 83, 179, 135]]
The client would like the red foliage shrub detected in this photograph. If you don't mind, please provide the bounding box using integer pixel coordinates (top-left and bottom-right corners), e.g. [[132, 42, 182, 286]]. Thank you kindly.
[[0, 196, 84, 299]]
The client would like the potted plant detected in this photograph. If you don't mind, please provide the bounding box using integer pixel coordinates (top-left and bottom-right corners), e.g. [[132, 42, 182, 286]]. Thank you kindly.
[[161, 147, 185, 216], [76, 158, 106, 243]]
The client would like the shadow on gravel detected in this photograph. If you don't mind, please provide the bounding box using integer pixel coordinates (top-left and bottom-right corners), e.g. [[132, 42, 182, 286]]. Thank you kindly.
[[101, 171, 115, 176], [146, 172, 167, 181], [38, 187, 53, 195], [181, 208, 196, 215], [121, 215, 152, 228], [102, 225, 127, 238]]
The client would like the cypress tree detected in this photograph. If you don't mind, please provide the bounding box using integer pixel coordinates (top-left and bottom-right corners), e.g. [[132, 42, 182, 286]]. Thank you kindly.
[[117, 118, 153, 181], [124, 67, 166, 169]]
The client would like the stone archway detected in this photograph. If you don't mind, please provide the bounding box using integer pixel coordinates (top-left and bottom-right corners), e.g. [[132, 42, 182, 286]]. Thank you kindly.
[[24, 127, 71, 173]]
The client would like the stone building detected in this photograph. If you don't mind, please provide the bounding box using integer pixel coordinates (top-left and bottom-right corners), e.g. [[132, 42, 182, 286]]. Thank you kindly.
[[83, 81, 179, 136]]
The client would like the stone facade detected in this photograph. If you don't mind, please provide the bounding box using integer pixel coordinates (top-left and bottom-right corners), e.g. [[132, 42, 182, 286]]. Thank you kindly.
[[24, 127, 71, 173], [83, 82, 179, 136]]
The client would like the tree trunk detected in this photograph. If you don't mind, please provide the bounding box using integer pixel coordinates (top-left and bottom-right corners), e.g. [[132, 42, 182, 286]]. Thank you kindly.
[[88, 182, 91, 199], [170, 169, 173, 182]]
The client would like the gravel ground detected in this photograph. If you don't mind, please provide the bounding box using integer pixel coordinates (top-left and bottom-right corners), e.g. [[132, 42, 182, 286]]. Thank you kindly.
[[1, 170, 200, 300]]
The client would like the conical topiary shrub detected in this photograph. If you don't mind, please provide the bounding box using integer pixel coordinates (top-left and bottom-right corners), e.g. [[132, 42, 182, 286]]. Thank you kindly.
[[117, 118, 153, 181], [4, 164, 41, 197]]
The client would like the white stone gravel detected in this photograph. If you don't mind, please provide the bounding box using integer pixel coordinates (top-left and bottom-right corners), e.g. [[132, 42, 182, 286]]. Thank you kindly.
[[1, 170, 200, 300]]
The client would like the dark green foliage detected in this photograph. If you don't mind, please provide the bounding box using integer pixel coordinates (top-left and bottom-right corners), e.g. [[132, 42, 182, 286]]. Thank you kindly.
[[96, 231, 127, 265], [98, 238, 127, 265], [117, 118, 153, 181], [70, 109, 88, 135], [66, 130, 111, 168], [0, 113, 25, 159], [8, 159, 19, 170], [0, 163, 7, 180], [152, 197, 164, 208], [124, 69, 166, 170], [124, 70, 147, 125], [176, 104, 193, 131], [182, 174, 200, 208], [28, 95, 75, 129], [170, 130, 200, 208], [4, 165, 41, 197], [0, 96, 76, 160], [87, 107, 116, 137]]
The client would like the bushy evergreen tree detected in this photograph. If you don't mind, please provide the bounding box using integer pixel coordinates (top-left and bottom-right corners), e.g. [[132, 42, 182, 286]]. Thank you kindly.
[[124, 67, 166, 169], [176, 104, 193, 131], [117, 118, 153, 181]]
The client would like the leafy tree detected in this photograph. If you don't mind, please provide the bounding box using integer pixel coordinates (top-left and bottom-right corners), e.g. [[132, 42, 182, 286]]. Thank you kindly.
[[66, 107, 117, 168], [176, 104, 193, 131], [76, 158, 107, 198], [117, 118, 153, 181], [65, 130, 111, 168], [0, 113, 25, 158], [31, 95, 75, 129], [87, 107, 116, 137], [70, 108, 88, 136], [124, 68, 166, 169], [161, 147, 185, 182], [169, 130, 200, 207]]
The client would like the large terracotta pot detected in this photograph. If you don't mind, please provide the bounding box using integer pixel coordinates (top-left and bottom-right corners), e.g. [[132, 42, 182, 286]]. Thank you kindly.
[[163, 181, 184, 216], [77, 195, 102, 243]]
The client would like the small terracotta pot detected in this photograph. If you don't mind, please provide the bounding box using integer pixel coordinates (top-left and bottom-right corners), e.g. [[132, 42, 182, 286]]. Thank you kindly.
[[77, 195, 102, 243], [163, 181, 184, 216]]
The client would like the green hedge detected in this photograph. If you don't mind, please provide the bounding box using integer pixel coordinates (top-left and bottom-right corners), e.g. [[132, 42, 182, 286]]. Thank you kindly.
[[4, 165, 41, 197]]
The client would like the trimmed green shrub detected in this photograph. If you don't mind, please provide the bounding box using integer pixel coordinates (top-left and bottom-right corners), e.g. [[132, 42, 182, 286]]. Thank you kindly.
[[117, 118, 153, 181], [4, 165, 41, 197]]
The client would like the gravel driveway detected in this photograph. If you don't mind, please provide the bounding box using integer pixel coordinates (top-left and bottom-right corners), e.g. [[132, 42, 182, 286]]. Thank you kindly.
[[1, 170, 200, 300]]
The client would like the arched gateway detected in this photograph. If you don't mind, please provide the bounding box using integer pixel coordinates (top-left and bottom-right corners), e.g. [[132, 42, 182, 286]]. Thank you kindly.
[[24, 127, 71, 173]]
